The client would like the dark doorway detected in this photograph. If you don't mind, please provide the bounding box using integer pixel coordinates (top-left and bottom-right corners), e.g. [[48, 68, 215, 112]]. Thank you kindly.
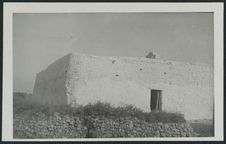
[[150, 89, 162, 111]]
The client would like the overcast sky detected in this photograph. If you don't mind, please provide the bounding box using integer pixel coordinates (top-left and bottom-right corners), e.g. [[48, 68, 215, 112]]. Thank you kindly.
[[13, 13, 213, 93]]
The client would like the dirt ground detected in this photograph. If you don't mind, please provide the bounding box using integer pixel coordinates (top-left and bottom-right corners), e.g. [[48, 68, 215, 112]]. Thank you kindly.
[[188, 119, 214, 137]]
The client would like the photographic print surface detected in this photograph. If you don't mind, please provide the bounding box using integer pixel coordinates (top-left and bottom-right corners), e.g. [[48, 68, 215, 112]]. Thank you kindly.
[[13, 12, 214, 139]]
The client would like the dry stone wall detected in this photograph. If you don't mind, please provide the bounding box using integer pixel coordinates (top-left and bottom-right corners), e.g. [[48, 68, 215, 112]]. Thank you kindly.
[[14, 113, 197, 138], [14, 112, 87, 138], [85, 117, 197, 138]]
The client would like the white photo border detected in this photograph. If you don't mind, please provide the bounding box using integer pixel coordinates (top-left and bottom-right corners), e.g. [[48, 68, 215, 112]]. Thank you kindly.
[[2, 2, 224, 141]]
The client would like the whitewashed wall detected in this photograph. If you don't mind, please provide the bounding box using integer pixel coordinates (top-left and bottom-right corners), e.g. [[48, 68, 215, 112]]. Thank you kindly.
[[33, 53, 213, 120]]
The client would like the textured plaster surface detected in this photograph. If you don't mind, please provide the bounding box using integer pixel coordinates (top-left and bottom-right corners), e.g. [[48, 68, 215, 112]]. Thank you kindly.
[[33, 53, 213, 120]]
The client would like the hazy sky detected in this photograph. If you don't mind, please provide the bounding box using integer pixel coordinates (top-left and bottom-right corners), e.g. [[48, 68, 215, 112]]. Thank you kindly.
[[13, 13, 213, 93]]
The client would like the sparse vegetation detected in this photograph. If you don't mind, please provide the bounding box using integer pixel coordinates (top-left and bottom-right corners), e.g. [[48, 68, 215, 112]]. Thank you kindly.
[[14, 101, 186, 123]]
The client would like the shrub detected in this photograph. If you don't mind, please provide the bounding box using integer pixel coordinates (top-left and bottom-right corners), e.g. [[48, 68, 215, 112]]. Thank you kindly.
[[75, 102, 186, 123], [14, 101, 186, 123], [83, 102, 114, 117], [113, 105, 146, 120], [145, 111, 185, 123]]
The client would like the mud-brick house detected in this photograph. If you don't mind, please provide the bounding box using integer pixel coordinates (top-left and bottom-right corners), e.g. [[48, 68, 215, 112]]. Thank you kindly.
[[33, 52, 213, 120]]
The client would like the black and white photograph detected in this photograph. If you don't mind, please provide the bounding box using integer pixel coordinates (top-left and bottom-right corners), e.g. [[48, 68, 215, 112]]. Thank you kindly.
[[2, 3, 224, 141]]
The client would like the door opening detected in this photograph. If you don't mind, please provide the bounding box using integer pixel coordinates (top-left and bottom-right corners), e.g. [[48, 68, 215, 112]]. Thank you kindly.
[[150, 89, 162, 111]]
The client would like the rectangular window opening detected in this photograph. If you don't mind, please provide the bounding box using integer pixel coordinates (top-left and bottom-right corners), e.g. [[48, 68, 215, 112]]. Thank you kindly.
[[150, 89, 162, 111]]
